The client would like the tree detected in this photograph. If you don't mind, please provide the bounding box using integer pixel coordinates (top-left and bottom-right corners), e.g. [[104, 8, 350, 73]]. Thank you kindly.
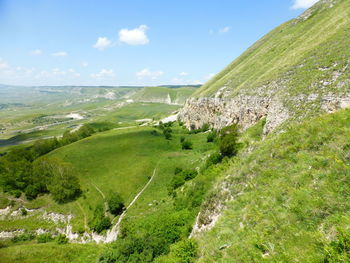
[[45, 159, 82, 203], [219, 124, 240, 157], [108, 192, 125, 216]]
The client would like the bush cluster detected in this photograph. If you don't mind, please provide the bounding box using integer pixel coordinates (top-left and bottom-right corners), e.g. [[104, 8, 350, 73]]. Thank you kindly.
[[168, 168, 198, 195], [89, 204, 111, 233], [108, 192, 125, 216], [219, 124, 240, 157], [0, 124, 94, 202], [181, 140, 193, 150], [99, 210, 192, 263], [37, 233, 54, 243], [158, 121, 174, 140]]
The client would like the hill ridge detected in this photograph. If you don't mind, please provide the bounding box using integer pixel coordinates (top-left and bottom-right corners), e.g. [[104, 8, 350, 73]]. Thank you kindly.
[[179, 0, 350, 133]]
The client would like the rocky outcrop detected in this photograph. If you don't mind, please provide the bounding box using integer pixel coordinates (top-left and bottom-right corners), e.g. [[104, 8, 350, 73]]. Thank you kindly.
[[179, 93, 350, 134]]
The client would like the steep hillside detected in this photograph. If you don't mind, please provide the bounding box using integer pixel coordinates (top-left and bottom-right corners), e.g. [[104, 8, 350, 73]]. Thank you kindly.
[[194, 108, 350, 262], [180, 0, 350, 133]]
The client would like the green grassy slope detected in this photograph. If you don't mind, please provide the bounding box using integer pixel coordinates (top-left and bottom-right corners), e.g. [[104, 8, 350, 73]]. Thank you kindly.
[[195, 108, 350, 262], [0, 124, 215, 234], [194, 0, 349, 102], [0, 243, 105, 263]]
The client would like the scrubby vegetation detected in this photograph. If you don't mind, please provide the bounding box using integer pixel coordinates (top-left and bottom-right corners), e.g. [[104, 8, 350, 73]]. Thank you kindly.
[[108, 192, 125, 216], [89, 204, 111, 233], [219, 124, 240, 157], [0, 124, 98, 202], [196, 108, 350, 262]]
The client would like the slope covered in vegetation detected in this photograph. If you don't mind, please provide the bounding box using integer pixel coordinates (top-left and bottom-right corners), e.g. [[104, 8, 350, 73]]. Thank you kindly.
[[194, 108, 350, 262]]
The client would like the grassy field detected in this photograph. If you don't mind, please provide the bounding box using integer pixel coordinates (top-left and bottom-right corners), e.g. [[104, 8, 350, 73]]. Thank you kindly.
[[0, 242, 105, 263], [195, 108, 350, 262]]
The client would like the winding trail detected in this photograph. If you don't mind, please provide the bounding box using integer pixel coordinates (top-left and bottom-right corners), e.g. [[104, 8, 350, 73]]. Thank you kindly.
[[93, 184, 109, 216], [105, 167, 157, 242], [76, 201, 88, 230]]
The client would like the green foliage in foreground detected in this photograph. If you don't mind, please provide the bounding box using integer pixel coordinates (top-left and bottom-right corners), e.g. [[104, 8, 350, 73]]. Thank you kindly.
[[0, 243, 105, 263], [154, 239, 198, 263], [100, 210, 193, 263], [196, 108, 350, 262]]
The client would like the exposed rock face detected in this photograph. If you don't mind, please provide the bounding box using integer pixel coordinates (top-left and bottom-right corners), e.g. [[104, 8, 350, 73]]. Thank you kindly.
[[179, 93, 350, 134], [179, 96, 270, 132]]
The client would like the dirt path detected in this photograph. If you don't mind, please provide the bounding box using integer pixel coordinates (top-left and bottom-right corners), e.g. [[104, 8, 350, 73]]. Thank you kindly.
[[93, 184, 109, 216], [105, 167, 157, 242], [113, 126, 137, 131], [76, 201, 88, 231]]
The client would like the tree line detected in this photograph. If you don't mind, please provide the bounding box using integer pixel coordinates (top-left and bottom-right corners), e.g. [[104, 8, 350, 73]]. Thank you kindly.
[[0, 124, 97, 203]]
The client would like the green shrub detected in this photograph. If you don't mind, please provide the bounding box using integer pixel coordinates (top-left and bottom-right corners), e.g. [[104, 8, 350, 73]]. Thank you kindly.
[[108, 192, 125, 216], [89, 205, 111, 233], [180, 136, 185, 143], [181, 140, 193, 150], [163, 127, 173, 140], [56, 234, 68, 244], [219, 124, 240, 157], [11, 232, 35, 243], [174, 167, 183, 175], [205, 152, 223, 167], [151, 130, 158, 136], [206, 132, 217, 143], [169, 169, 198, 194], [154, 239, 198, 263], [25, 184, 40, 200], [37, 233, 53, 243], [20, 208, 27, 216], [323, 230, 350, 262]]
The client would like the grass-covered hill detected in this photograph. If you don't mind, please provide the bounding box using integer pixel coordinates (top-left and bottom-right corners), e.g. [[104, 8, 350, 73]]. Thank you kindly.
[[196, 0, 349, 99], [193, 108, 350, 262], [0, 85, 197, 149], [180, 0, 350, 132], [0, 121, 218, 262]]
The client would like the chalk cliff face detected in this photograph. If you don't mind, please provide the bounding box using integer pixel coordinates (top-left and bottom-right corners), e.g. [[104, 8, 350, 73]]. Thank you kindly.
[[179, 93, 350, 134], [179, 0, 350, 133]]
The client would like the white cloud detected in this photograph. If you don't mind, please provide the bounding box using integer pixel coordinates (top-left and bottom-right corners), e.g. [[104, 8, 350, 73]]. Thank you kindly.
[[31, 49, 42, 55], [219, 26, 230, 34], [91, 69, 115, 79], [136, 68, 163, 80], [0, 58, 9, 70], [291, 0, 319, 9], [179, 72, 189, 76], [81, 62, 89, 67], [119, 25, 149, 45], [93, 37, 112, 50], [51, 51, 68, 57]]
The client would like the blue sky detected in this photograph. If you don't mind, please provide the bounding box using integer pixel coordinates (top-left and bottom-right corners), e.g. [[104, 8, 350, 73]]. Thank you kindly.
[[0, 0, 319, 86]]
